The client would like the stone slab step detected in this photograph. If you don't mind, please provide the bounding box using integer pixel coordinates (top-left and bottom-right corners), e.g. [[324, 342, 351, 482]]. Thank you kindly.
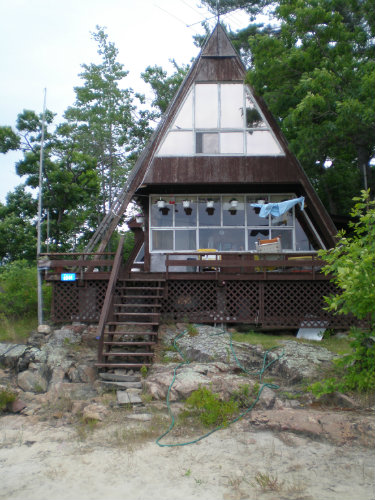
[[96, 363, 152, 369], [99, 373, 141, 383], [117, 390, 143, 405], [100, 380, 142, 390]]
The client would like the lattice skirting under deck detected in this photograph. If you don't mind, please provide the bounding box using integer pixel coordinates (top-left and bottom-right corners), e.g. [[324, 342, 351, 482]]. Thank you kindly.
[[51, 279, 360, 328]]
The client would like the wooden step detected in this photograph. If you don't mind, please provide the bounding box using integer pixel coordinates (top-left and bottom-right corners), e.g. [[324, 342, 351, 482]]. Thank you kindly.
[[114, 303, 162, 308], [115, 312, 160, 317], [116, 286, 164, 291], [118, 295, 161, 299], [103, 341, 156, 346], [103, 352, 154, 357], [103, 331, 156, 336], [106, 321, 159, 326]]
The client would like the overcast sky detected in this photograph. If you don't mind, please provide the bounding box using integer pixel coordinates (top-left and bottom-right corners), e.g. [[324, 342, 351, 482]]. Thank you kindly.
[[0, 0, 250, 203]]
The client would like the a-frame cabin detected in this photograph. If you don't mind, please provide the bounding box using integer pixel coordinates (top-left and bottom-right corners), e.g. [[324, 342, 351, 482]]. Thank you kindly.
[[43, 25, 356, 370]]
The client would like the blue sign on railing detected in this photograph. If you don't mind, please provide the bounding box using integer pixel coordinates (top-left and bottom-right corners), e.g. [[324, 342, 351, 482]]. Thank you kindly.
[[61, 273, 76, 282]]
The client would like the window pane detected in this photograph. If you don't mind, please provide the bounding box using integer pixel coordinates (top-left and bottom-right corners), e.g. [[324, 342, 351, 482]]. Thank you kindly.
[[151, 198, 173, 227], [152, 231, 173, 250], [220, 132, 243, 154], [175, 230, 196, 250], [246, 196, 269, 226], [198, 197, 221, 226], [195, 84, 218, 128], [246, 130, 282, 155], [222, 196, 245, 226], [172, 90, 193, 129], [220, 84, 244, 128], [248, 229, 269, 250], [158, 131, 194, 156], [270, 195, 294, 227], [196, 132, 219, 153], [174, 198, 197, 227], [295, 219, 318, 251], [271, 229, 293, 250], [245, 92, 266, 128], [199, 228, 245, 251]]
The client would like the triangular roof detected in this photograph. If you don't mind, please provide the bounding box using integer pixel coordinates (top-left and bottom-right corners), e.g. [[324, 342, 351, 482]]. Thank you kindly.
[[89, 23, 337, 252]]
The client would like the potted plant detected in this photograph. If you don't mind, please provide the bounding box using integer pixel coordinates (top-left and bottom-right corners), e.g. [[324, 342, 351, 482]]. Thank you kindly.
[[229, 198, 238, 208], [206, 198, 214, 208], [182, 199, 190, 208], [135, 213, 144, 223], [157, 199, 166, 208]]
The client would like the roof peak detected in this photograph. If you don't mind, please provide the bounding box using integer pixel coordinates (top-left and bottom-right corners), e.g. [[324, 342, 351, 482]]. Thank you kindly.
[[201, 23, 238, 58]]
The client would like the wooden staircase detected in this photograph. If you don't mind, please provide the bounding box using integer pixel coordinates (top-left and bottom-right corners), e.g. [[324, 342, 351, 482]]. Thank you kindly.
[[96, 278, 165, 370]]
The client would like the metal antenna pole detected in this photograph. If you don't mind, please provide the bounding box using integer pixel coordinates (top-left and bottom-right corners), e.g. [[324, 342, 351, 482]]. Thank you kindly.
[[37, 88, 47, 326]]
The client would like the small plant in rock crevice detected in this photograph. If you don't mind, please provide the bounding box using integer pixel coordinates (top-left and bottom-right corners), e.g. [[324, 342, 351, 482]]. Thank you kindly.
[[181, 386, 238, 428], [0, 388, 17, 413]]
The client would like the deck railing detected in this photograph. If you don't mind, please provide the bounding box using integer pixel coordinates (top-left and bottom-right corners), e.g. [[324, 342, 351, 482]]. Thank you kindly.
[[165, 251, 325, 280], [38, 251, 116, 279]]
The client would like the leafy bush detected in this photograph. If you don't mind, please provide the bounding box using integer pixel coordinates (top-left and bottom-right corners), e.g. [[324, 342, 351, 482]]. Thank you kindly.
[[0, 260, 51, 319], [312, 191, 375, 395], [0, 388, 16, 412], [183, 386, 238, 427], [319, 189, 375, 324]]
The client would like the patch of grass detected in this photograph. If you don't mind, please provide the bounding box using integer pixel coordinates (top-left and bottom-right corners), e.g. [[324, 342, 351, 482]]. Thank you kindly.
[[232, 383, 260, 407], [111, 414, 168, 449], [75, 417, 99, 440], [0, 315, 37, 343], [231, 330, 286, 350], [231, 329, 352, 355], [186, 323, 199, 337], [0, 388, 17, 413], [253, 471, 284, 492]]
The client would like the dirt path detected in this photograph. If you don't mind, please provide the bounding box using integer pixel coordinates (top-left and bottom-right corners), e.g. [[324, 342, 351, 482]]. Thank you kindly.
[[1, 412, 374, 500]]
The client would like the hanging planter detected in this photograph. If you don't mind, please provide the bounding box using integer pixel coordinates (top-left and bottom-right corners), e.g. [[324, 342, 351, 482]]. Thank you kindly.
[[206, 199, 214, 208], [182, 200, 190, 208], [135, 214, 144, 224], [257, 199, 266, 205], [157, 199, 166, 208], [229, 198, 238, 208]]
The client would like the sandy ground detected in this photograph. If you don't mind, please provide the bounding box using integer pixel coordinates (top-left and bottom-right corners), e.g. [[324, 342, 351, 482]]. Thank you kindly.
[[0, 412, 374, 500]]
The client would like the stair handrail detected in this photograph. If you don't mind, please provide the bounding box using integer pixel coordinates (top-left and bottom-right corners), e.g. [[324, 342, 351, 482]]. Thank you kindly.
[[97, 235, 125, 364]]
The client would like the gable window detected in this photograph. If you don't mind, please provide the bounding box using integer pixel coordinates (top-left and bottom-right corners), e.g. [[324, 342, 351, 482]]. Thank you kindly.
[[157, 83, 284, 157], [150, 195, 318, 252]]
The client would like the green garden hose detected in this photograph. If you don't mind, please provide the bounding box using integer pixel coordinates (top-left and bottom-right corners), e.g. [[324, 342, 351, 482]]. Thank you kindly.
[[156, 326, 284, 447]]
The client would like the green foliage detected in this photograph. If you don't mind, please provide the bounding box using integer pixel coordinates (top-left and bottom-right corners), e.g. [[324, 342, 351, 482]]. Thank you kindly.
[[240, 0, 375, 213], [140, 365, 148, 378], [141, 61, 189, 116], [319, 190, 375, 324], [0, 388, 17, 413], [0, 186, 37, 263], [310, 328, 375, 396], [183, 386, 239, 427], [232, 383, 260, 407], [0, 260, 51, 319]]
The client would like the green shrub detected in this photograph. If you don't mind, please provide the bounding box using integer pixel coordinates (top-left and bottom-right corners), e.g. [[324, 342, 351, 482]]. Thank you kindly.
[[0, 259, 51, 319], [183, 386, 238, 427], [310, 328, 375, 396], [0, 388, 17, 412], [312, 191, 375, 396]]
